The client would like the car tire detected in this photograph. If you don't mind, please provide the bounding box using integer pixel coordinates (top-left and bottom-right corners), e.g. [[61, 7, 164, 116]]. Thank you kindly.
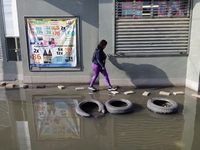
[[76, 99, 105, 117], [105, 98, 134, 114], [147, 97, 179, 114]]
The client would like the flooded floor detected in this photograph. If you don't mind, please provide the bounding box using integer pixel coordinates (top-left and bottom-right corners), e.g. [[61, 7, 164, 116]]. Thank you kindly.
[[0, 84, 200, 150]]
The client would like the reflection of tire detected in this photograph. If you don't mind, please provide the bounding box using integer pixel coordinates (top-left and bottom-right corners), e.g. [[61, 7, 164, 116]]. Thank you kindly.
[[76, 100, 105, 117], [105, 98, 134, 114], [147, 109, 177, 119], [147, 97, 178, 114]]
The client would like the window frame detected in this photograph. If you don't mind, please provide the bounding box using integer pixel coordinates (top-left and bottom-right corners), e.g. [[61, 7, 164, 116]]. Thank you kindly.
[[5, 37, 21, 61]]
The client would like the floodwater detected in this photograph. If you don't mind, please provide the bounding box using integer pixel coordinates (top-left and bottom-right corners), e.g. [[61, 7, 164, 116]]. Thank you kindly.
[[0, 84, 200, 150]]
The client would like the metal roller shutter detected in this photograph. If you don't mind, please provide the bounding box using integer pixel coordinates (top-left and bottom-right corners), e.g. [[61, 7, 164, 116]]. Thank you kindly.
[[115, 0, 191, 56]]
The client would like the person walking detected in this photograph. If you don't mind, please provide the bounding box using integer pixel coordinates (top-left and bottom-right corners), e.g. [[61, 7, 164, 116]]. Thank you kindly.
[[88, 40, 117, 91]]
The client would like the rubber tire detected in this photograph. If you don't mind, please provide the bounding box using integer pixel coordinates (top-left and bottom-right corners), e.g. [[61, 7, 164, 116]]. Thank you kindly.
[[147, 97, 179, 114], [76, 99, 105, 117], [105, 98, 134, 114]]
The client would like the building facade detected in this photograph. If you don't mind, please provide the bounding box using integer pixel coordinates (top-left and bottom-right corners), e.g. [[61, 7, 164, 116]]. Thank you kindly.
[[0, 0, 200, 91]]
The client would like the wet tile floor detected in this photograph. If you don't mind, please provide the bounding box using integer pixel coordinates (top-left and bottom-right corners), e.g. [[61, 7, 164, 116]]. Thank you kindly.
[[0, 83, 200, 150]]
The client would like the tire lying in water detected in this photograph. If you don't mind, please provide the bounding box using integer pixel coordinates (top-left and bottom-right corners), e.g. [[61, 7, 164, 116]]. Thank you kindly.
[[105, 98, 134, 114], [147, 97, 179, 114], [76, 99, 106, 117]]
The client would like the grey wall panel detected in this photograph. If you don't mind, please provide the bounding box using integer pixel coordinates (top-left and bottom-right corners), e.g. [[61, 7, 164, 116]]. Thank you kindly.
[[186, 0, 200, 91], [17, 0, 99, 80]]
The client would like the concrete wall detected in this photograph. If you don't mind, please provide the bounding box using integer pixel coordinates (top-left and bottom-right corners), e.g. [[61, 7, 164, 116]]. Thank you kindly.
[[2, 0, 198, 90], [17, 0, 99, 83], [186, 0, 200, 91], [99, 0, 187, 87], [0, 4, 23, 81]]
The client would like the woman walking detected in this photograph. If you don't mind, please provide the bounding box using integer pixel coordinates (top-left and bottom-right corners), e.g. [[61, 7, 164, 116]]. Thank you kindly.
[[88, 40, 117, 91]]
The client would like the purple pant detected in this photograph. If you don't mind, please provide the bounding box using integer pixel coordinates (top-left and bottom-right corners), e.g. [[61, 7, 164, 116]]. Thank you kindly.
[[90, 63, 111, 87]]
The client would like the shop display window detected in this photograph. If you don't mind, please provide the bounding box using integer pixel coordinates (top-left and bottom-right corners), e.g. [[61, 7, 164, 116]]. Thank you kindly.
[[116, 0, 190, 18]]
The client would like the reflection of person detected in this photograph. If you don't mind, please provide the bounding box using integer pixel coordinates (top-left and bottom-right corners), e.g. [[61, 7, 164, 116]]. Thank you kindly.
[[93, 115, 107, 136], [88, 40, 117, 91]]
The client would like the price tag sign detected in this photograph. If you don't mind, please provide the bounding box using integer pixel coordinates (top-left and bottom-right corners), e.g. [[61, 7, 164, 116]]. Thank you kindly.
[[26, 17, 78, 68]]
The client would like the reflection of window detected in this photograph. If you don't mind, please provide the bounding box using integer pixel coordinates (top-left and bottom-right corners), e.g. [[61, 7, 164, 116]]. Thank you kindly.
[[16, 121, 31, 150], [116, 0, 190, 18]]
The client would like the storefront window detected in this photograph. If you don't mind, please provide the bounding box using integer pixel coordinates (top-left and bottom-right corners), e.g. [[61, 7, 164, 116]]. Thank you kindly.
[[116, 0, 190, 18]]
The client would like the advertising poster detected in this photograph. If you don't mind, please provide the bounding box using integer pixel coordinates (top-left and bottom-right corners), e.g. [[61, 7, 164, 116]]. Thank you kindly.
[[34, 99, 80, 140], [122, 0, 143, 18], [135, 0, 143, 18], [171, 0, 180, 16], [122, 0, 134, 17], [26, 18, 77, 68], [158, 0, 180, 16], [158, 0, 168, 16]]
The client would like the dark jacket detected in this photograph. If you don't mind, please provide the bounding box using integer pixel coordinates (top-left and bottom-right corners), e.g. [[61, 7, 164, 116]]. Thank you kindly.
[[93, 48, 107, 68]]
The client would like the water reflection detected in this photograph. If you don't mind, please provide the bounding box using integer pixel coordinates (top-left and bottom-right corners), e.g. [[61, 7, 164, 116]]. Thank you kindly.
[[111, 112, 183, 150], [93, 113, 107, 136], [34, 99, 80, 140], [0, 86, 200, 150]]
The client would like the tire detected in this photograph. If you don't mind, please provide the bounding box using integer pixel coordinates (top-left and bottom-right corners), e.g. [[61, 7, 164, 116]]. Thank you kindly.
[[105, 98, 134, 114], [147, 97, 179, 114], [76, 99, 106, 117]]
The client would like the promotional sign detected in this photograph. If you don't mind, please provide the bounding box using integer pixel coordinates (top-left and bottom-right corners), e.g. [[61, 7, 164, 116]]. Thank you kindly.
[[122, 0, 143, 18], [158, 0, 183, 16], [171, 0, 180, 16], [158, 0, 168, 16], [26, 18, 77, 68], [34, 99, 80, 140], [122, 0, 134, 17], [135, 0, 143, 18]]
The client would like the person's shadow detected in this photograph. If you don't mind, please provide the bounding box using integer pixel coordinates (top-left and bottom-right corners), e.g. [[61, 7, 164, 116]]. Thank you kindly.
[[108, 55, 173, 87]]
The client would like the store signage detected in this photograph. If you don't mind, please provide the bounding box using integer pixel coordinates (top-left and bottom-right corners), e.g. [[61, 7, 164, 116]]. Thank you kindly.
[[122, 0, 143, 18], [26, 18, 77, 68], [158, 0, 185, 16]]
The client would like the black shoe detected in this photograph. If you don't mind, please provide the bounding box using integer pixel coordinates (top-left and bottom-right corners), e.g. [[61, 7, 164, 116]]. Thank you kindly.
[[88, 86, 97, 91], [108, 86, 117, 91]]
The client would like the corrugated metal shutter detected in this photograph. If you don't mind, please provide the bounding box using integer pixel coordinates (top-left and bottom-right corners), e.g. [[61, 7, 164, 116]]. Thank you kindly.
[[115, 0, 191, 56]]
